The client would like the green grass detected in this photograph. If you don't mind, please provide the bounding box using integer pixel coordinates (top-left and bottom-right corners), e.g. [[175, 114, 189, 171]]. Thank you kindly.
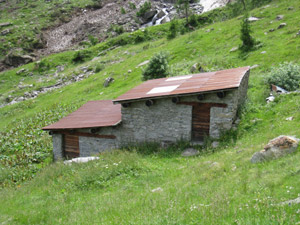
[[1, 0, 300, 223]]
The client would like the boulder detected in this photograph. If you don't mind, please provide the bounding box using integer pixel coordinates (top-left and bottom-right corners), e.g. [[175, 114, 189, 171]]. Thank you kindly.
[[0, 22, 12, 28], [103, 77, 114, 87], [181, 148, 199, 157], [4, 53, 34, 67], [230, 47, 238, 52], [142, 10, 157, 23], [277, 23, 286, 29], [251, 135, 299, 163], [1, 29, 10, 36], [276, 15, 284, 20], [248, 16, 260, 22]]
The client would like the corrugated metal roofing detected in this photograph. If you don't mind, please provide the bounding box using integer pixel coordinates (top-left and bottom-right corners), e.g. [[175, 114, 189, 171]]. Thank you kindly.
[[114, 67, 250, 103], [42, 100, 121, 130]]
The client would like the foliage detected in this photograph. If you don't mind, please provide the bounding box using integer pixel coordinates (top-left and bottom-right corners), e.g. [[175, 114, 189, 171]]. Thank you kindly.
[[94, 64, 105, 73], [121, 7, 126, 14], [188, 14, 198, 27], [88, 35, 99, 46], [167, 19, 178, 39], [0, 104, 78, 187], [72, 50, 92, 63], [239, 13, 256, 52], [136, 1, 151, 17], [265, 62, 300, 91], [142, 52, 169, 80], [129, 2, 136, 10]]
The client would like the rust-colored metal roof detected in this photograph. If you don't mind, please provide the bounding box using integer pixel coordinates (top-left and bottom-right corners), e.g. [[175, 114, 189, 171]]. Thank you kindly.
[[114, 67, 250, 103], [42, 100, 121, 130]]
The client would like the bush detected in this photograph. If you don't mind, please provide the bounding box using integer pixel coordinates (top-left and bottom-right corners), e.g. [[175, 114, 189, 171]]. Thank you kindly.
[[121, 7, 126, 14], [94, 64, 104, 73], [136, 2, 151, 17], [265, 62, 300, 91], [167, 19, 178, 39], [88, 35, 99, 46], [129, 2, 136, 10], [72, 50, 92, 63], [188, 14, 198, 27], [142, 52, 169, 80], [239, 13, 256, 52]]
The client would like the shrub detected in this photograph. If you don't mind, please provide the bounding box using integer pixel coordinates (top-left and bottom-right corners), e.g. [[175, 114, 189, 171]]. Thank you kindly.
[[94, 64, 104, 73], [188, 14, 198, 27], [72, 50, 92, 63], [136, 2, 151, 17], [142, 52, 169, 81], [167, 19, 178, 39], [88, 35, 99, 46], [129, 2, 136, 10], [121, 7, 126, 14], [239, 13, 256, 52], [265, 62, 300, 91]]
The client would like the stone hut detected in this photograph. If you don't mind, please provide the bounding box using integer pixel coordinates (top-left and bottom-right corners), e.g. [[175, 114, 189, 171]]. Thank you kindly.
[[43, 67, 250, 160]]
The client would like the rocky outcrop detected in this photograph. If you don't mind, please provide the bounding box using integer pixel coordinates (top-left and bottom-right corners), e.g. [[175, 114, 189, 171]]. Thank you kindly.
[[251, 136, 299, 163], [4, 52, 35, 67]]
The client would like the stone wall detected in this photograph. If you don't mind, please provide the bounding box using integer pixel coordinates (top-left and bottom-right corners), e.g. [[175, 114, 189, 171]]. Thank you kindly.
[[52, 133, 63, 161], [120, 97, 193, 144], [79, 136, 118, 157]]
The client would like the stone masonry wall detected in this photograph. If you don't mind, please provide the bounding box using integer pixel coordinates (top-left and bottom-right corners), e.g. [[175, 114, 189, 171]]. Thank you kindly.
[[120, 98, 193, 144], [52, 133, 63, 161], [79, 136, 118, 157]]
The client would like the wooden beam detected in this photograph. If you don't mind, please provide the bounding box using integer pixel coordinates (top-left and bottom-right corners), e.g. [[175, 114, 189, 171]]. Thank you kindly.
[[54, 130, 116, 139], [177, 102, 227, 108]]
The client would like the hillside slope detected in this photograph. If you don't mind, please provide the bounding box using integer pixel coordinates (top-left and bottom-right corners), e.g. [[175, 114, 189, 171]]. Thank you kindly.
[[0, 0, 300, 223]]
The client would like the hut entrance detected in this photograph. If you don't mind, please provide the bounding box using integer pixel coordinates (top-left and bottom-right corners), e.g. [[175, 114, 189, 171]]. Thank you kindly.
[[64, 134, 80, 159], [192, 104, 211, 142]]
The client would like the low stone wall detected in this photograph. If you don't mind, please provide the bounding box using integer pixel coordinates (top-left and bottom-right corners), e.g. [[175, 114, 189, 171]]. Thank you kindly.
[[79, 136, 117, 157]]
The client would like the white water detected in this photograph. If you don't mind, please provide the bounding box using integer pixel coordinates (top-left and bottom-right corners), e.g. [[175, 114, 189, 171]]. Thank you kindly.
[[200, 0, 227, 12]]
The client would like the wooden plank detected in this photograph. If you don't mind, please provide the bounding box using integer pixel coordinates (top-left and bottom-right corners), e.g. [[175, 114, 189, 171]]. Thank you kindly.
[[64, 134, 79, 159]]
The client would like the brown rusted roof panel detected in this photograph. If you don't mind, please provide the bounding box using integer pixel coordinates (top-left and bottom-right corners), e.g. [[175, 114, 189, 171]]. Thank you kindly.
[[42, 100, 121, 130], [114, 67, 250, 103]]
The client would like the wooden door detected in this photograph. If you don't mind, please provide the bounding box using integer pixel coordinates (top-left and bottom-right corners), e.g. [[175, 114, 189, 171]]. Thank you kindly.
[[192, 104, 211, 141], [64, 134, 79, 159]]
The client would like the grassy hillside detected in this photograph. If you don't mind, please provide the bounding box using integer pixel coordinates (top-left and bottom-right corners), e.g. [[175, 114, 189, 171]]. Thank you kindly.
[[1, 0, 300, 223]]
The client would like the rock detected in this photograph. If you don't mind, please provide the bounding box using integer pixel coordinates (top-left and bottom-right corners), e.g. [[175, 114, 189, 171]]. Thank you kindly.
[[277, 23, 286, 29], [212, 141, 219, 148], [281, 197, 300, 205], [160, 16, 170, 24], [230, 47, 238, 52], [251, 135, 299, 163], [288, 7, 294, 10], [136, 60, 149, 68], [64, 156, 99, 165], [16, 68, 28, 75], [248, 16, 260, 22], [269, 28, 275, 32], [151, 187, 163, 193], [0, 22, 12, 28], [276, 15, 284, 20], [261, 51, 266, 54], [142, 10, 157, 23], [127, 69, 132, 73], [210, 162, 220, 168], [296, 30, 300, 36], [103, 77, 114, 87], [56, 65, 65, 73], [1, 29, 10, 36], [4, 53, 34, 67], [286, 117, 294, 121], [156, 10, 166, 20], [190, 63, 204, 73], [266, 94, 275, 103], [181, 148, 199, 157]]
